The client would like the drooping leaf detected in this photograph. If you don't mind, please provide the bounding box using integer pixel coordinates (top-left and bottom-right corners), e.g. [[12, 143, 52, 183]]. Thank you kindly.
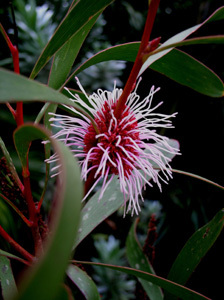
[[75, 140, 179, 248], [126, 219, 163, 300], [13, 124, 82, 300], [30, 0, 114, 79], [0, 255, 17, 300], [74, 260, 211, 300], [67, 264, 100, 300], [164, 209, 224, 300]]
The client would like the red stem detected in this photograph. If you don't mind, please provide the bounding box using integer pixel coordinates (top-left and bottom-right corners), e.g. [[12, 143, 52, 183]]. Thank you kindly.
[[0, 23, 24, 126], [23, 165, 43, 255], [12, 46, 24, 126], [1, 24, 42, 255], [114, 0, 160, 118], [0, 225, 34, 262], [22, 167, 36, 223]]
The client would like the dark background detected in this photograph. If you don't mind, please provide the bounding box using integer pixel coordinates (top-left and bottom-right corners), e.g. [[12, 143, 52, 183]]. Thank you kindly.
[[0, 0, 224, 299]]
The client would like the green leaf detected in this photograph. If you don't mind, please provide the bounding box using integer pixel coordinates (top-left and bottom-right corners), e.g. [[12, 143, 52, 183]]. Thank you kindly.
[[164, 209, 224, 300], [0, 249, 29, 265], [75, 140, 179, 248], [126, 219, 163, 300], [64, 42, 139, 86], [0, 68, 72, 104], [151, 35, 224, 55], [0, 255, 17, 300], [53, 285, 74, 300], [0, 68, 96, 124], [64, 41, 223, 97], [30, 0, 114, 79], [151, 48, 223, 97], [48, 12, 101, 90], [67, 264, 100, 300], [63, 7, 224, 97], [44, 11, 102, 201], [74, 260, 211, 300], [139, 6, 224, 76], [13, 124, 83, 300], [74, 176, 124, 248]]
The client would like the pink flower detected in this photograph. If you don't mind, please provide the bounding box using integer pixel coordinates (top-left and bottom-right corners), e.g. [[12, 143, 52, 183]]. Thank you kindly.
[[48, 78, 179, 215]]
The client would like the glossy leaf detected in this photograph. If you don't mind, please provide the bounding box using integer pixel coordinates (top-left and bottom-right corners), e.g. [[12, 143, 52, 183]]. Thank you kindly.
[[65, 42, 224, 97], [139, 6, 224, 75], [75, 140, 179, 248], [164, 209, 224, 300], [30, 0, 114, 79], [13, 124, 82, 300], [74, 260, 211, 300], [0, 255, 17, 300], [67, 264, 100, 300], [126, 219, 163, 300]]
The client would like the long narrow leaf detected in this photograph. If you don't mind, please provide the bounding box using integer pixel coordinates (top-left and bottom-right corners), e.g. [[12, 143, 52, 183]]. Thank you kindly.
[[13, 124, 82, 300], [0, 250, 29, 266], [48, 12, 101, 90], [73, 261, 211, 300], [139, 6, 224, 76], [164, 209, 224, 300], [0, 69, 96, 126], [64, 42, 224, 97], [30, 0, 114, 79], [150, 35, 224, 56]]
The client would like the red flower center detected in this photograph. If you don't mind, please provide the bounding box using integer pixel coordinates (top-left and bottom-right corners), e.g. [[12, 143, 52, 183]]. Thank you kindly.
[[84, 101, 140, 177]]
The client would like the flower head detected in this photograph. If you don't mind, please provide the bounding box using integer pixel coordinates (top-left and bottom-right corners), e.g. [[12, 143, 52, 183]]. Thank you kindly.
[[48, 78, 179, 216]]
